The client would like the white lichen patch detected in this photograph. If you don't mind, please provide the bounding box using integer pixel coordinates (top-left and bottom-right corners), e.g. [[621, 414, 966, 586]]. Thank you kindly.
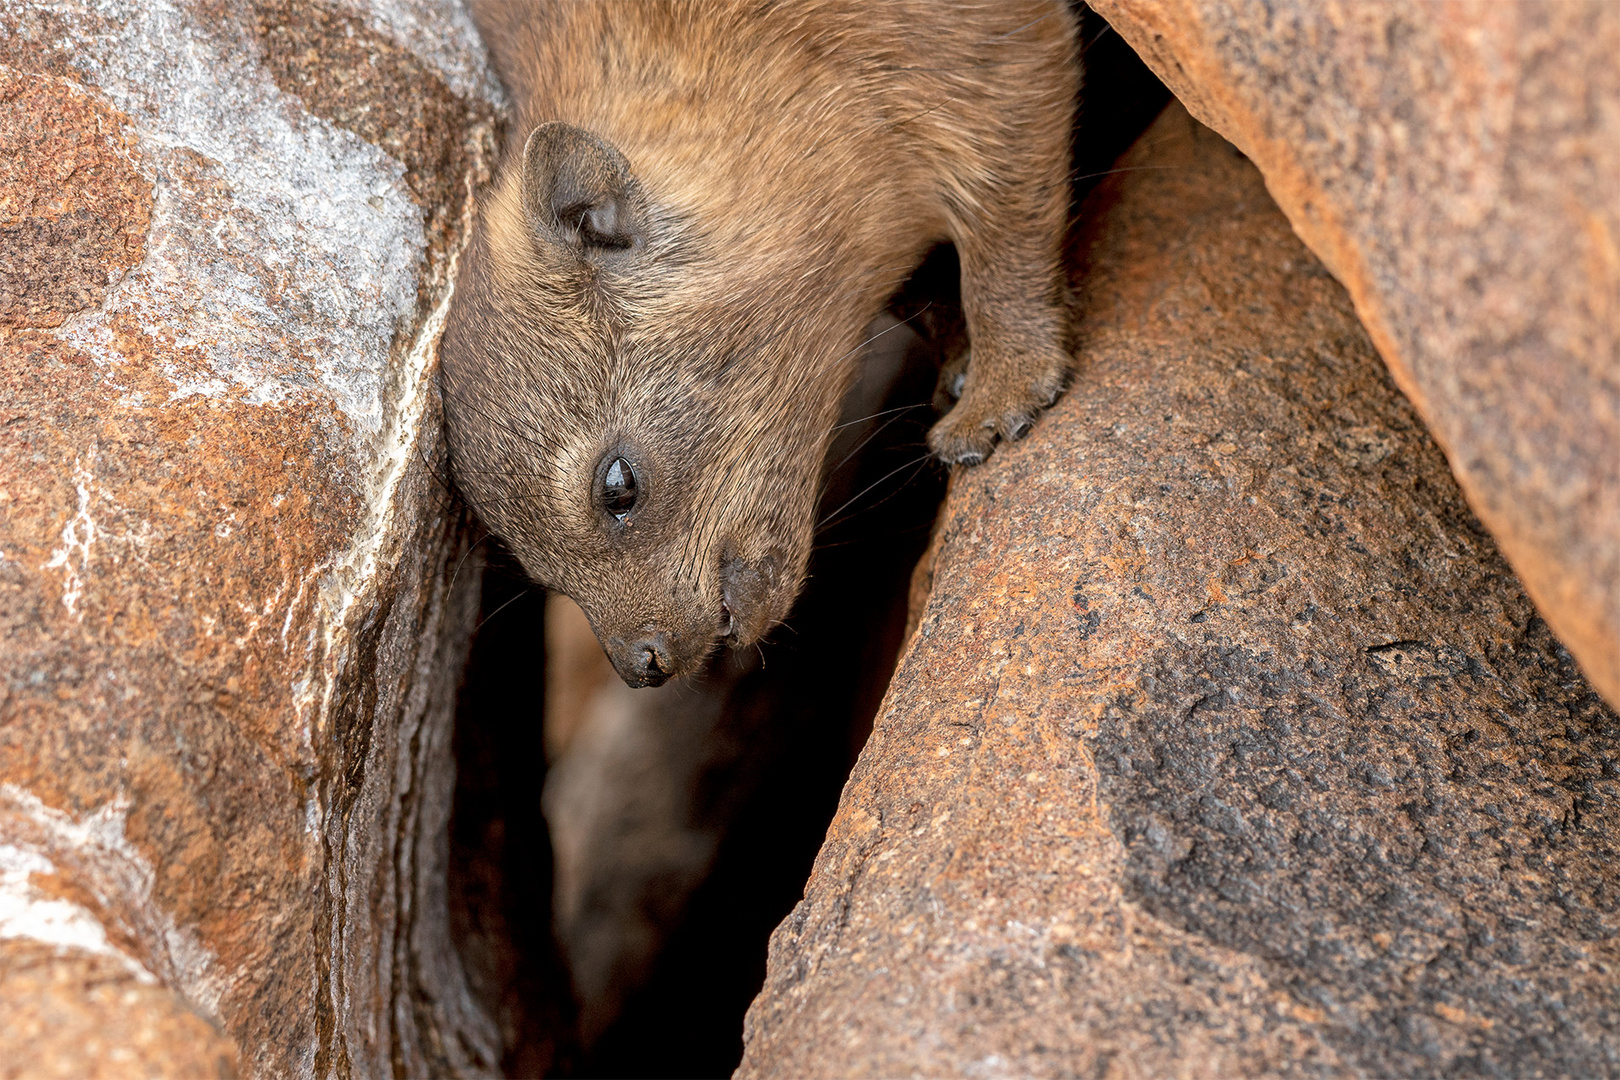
[[0, 843, 156, 982], [310, 220, 470, 752], [50, 0, 429, 441], [39, 454, 159, 619], [42, 458, 96, 618], [0, 784, 226, 1017]]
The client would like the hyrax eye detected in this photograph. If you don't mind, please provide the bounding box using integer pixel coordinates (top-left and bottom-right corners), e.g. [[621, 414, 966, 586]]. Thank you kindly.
[[601, 456, 638, 520]]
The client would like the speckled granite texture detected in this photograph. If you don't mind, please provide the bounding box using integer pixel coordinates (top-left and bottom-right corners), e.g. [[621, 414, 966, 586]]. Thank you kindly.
[[1090, 0, 1620, 710], [738, 104, 1620, 1079], [0, 1, 503, 1074]]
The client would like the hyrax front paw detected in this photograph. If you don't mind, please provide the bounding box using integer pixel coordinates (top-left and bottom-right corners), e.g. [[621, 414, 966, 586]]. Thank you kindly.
[[927, 342, 1071, 466]]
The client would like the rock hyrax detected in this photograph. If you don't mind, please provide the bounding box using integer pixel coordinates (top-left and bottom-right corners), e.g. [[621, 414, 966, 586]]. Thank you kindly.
[[441, 0, 1079, 686]]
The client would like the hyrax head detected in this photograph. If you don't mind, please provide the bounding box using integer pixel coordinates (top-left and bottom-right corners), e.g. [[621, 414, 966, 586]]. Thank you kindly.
[[441, 123, 847, 687]]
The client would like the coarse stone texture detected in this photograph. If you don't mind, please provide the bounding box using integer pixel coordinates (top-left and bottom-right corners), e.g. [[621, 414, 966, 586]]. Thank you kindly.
[[0, 939, 237, 1080], [738, 104, 1620, 1079], [0, 1, 508, 1076], [1087, 0, 1620, 709]]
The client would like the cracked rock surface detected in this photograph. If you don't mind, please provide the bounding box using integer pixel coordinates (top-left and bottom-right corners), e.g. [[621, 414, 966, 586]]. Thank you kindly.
[[0, 1, 505, 1075], [1089, 0, 1620, 710], [737, 104, 1620, 1079]]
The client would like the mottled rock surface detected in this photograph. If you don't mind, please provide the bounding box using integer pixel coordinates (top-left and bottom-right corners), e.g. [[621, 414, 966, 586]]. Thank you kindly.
[[1088, 0, 1620, 708], [738, 105, 1620, 1078], [0, 1, 505, 1075], [0, 940, 236, 1079]]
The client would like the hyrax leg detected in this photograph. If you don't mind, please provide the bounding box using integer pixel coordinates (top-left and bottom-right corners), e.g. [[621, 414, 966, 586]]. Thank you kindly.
[[927, 129, 1075, 466]]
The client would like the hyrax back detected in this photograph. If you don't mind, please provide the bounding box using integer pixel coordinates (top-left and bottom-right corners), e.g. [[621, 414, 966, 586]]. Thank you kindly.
[[441, 0, 1079, 686]]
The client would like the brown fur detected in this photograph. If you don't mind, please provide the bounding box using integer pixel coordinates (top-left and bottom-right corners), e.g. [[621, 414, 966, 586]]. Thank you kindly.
[[441, 0, 1079, 685]]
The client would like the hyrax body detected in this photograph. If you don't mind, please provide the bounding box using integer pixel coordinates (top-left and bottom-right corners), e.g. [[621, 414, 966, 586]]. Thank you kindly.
[[442, 1, 1079, 687]]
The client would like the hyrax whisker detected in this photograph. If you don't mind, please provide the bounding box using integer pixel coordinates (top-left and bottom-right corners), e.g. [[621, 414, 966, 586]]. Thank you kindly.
[[817, 453, 935, 535], [825, 404, 931, 486], [472, 586, 536, 635], [830, 401, 932, 435], [447, 529, 492, 594]]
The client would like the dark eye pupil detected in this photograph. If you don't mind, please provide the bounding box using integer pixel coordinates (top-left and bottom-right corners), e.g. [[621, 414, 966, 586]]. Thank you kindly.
[[602, 456, 637, 519]]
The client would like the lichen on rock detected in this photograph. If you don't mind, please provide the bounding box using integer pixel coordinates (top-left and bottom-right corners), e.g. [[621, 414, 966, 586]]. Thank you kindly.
[[0, 0, 508, 1074]]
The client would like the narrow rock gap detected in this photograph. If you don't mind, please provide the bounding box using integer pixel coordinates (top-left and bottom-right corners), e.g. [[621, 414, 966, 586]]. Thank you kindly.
[[444, 11, 1169, 1076], [447, 311, 950, 1078], [447, 561, 576, 1077], [567, 281, 952, 1080]]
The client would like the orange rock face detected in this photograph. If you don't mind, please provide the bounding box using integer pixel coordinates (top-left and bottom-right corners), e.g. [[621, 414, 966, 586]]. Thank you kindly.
[[1089, 0, 1620, 708], [0, 71, 150, 328], [0, 1, 504, 1075], [738, 105, 1620, 1078], [0, 942, 237, 1080]]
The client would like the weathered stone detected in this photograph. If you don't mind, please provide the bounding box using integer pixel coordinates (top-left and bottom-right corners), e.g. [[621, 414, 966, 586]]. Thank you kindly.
[[738, 104, 1620, 1078], [0, 69, 150, 328], [0, 940, 236, 1079], [0, 1, 510, 1075], [1087, 0, 1620, 708]]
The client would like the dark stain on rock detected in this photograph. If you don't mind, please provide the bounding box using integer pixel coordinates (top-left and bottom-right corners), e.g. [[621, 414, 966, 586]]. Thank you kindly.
[[1072, 587, 1102, 640], [0, 71, 151, 327], [1096, 619, 1620, 1075]]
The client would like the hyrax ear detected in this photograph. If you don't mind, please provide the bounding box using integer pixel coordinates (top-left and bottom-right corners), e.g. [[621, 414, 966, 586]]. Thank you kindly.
[[521, 122, 642, 252]]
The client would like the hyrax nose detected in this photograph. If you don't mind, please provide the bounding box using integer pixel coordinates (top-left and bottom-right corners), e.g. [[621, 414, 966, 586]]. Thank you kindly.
[[610, 631, 673, 688]]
